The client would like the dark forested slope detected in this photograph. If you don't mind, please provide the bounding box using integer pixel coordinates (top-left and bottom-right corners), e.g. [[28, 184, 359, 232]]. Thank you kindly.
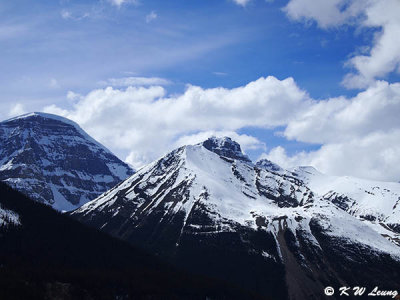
[[0, 182, 258, 300]]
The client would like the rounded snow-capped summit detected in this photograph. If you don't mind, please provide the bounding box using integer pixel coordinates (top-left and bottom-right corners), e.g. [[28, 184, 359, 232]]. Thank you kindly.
[[6, 111, 77, 124], [3, 112, 104, 149], [0, 112, 134, 211], [202, 136, 251, 162]]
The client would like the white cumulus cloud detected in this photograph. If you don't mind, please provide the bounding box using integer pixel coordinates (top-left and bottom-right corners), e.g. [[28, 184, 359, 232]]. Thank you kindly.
[[261, 81, 400, 181], [43, 76, 400, 181], [44, 76, 309, 168], [8, 103, 26, 118], [284, 0, 400, 89], [284, 81, 400, 143], [263, 130, 400, 182]]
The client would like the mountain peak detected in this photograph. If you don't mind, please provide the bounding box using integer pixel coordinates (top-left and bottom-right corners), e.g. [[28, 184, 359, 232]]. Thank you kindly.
[[293, 166, 321, 176], [201, 136, 251, 162], [0, 112, 134, 211], [256, 158, 283, 172], [5, 112, 75, 126], [3, 112, 110, 155]]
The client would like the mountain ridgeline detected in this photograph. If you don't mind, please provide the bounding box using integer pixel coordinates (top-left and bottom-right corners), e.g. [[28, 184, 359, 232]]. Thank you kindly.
[[72, 136, 400, 300], [0, 113, 134, 211]]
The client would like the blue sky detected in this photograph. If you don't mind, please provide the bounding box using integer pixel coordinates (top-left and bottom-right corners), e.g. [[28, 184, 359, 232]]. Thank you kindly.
[[1, 0, 367, 98], [1, 0, 400, 181]]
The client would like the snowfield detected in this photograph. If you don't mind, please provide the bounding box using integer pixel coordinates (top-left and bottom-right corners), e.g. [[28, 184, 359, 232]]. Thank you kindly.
[[74, 137, 400, 259]]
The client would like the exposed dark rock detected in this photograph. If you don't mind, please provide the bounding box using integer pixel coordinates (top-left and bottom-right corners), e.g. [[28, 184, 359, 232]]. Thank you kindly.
[[203, 136, 251, 162], [0, 113, 134, 210]]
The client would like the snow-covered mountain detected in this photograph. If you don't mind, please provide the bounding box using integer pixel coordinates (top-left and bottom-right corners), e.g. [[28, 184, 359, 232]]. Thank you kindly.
[[0, 112, 134, 211], [71, 137, 400, 299], [292, 166, 400, 246]]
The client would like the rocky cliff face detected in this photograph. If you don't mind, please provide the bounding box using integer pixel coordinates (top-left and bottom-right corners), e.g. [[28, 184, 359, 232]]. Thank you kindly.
[[0, 112, 134, 211], [71, 137, 400, 299]]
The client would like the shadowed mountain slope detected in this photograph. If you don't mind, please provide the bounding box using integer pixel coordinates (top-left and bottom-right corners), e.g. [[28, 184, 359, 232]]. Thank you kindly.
[[0, 181, 258, 300]]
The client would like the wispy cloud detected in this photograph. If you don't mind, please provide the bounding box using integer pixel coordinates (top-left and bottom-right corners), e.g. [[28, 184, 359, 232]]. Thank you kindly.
[[232, 0, 252, 7], [213, 72, 228, 76], [0, 24, 27, 40], [61, 10, 72, 20], [99, 77, 171, 87], [60, 9, 89, 21], [107, 0, 139, 7], [49, 78, 60, 89], [146, 11, 157, 23]]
